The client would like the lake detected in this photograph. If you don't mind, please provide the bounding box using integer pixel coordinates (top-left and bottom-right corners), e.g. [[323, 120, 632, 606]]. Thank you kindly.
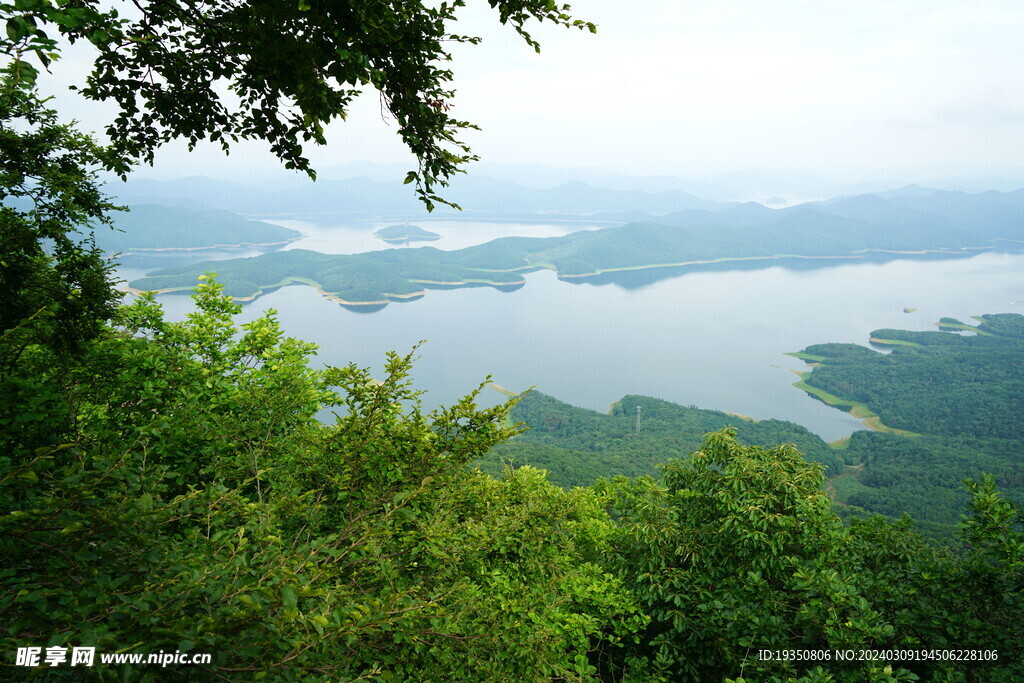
[[122, 220, 1024, 442]]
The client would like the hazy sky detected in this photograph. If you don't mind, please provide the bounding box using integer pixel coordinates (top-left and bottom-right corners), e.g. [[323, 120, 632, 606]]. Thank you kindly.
[[41, 0, 1024, 180]]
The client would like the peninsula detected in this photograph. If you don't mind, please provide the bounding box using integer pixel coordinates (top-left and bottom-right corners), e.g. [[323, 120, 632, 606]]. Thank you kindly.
[[786, 313, 1024, 534]]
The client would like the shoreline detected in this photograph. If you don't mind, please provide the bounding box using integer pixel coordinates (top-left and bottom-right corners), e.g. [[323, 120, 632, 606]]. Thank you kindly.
[[414, 277, 525, 286], [112, 237, 301, 256], [788, 369, 921, 437], [868, 337, 923, 348], [125, 242, 1012, 306], [935, 320, 995, 336], [123, 273, 517, 307]]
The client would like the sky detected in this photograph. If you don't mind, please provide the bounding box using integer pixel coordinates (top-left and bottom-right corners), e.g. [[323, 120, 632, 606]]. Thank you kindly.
[[38, 0, 1024, 182]]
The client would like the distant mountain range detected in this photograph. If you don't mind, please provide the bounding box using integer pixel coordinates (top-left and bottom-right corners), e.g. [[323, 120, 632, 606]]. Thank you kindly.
[[109, 162, 1024, 224], [119, 161, 1024, 203], [108, 175, 724, 217], [596, 186, 1024, 236]]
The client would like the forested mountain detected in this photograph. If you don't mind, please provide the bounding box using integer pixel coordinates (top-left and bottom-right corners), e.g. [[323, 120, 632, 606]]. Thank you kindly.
[[480, 392, 844, 486], [129, 188, 1024, 305], [88, 204, 301, 253]]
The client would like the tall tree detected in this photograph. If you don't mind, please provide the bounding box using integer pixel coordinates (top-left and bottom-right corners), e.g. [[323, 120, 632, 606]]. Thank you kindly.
[[0, 66, 121, 356]]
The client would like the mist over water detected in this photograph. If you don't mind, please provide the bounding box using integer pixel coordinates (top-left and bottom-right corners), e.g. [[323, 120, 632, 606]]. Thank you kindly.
[[133, 244, 1024, 442]]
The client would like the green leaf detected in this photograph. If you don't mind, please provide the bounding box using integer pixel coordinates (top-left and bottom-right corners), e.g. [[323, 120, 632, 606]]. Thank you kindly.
[[7, 18, 23, 40], [281, 585, 298, 610]]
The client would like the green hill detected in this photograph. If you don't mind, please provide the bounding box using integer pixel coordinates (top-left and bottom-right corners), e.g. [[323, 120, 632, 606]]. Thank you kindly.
[[133, 248, 526, 302], [479, 391, 843, 487]]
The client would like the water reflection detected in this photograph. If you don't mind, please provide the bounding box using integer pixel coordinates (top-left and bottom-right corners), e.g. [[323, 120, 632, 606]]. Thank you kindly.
[[564, 249, 987, 290]]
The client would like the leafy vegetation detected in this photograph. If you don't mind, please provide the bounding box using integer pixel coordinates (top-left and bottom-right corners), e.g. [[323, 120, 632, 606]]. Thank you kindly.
[[5, 276, 1023, 680], [4, 3, 1023, 679], [1, 66, 121, 355], [1, 280, 647, 679], [594, 433, 1023, 682]]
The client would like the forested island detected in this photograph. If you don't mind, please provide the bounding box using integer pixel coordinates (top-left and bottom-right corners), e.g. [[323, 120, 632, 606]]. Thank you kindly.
[[94, 204, 301, 253], [129, 247, 528, 304], [129, 188, 1024, 305], [374, 224, 441, 244]]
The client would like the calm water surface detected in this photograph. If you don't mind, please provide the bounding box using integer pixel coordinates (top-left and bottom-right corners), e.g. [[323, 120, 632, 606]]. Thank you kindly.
[[132, 245, 1024, 442]]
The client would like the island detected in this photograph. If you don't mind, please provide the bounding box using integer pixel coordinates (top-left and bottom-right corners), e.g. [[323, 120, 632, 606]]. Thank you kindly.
[[374, 224, 441, 244], [128, 247, 528, 308]]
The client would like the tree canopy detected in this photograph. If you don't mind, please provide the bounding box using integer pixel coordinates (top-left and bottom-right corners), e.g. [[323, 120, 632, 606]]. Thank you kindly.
[[1, 0, 594, 207], [0, 67, 121, 354]]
